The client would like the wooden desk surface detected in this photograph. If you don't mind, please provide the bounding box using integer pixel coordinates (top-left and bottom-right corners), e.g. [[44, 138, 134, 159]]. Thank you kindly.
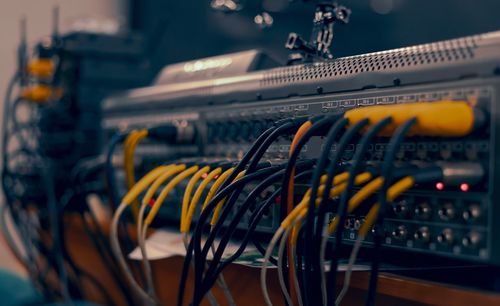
[[63, 214, 500, 306]]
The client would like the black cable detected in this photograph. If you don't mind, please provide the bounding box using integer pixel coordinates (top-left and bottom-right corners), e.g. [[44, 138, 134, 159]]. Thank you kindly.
[[106, 132, 126, 209], [2, 73, 19, 168], [178, 165, 283, 306], [76, 213, 121, 306], [211, 169, 315, 286], [244, 120, 303, 173], [11, 205, 53, 299], [2, 73, 64, 301], [71, 156, 106, 185], [204, 120, 295, 246], [201, 163, 313, 298], [201, 119, 301, 258], [246, 172, 319, 262], [56, 209, 85, 300], [29, 217, 71, 300], [69, 158, 136, 306], [80, 209, 135, 305], [279, 116, 338, 223], [61, 170, 138, 305], [191, 120, 302, 304], [7, 132, 72, 301], [217, 121, 280, 191], [30, 233, 64, 301], [176, 121, 282, 306], [104, 131, 150, 290], [325, 117, 392, 305], [278, 115, 340, 306], [1, 74, 22, 205], [60, 182, 105, 211], [192, 165, 285, 305], [61, 215, 116, 305], [295, 118, 347, 304], [252, 238, 276, 264], [3, 68, 77, 302], [301, 118, 348, 304], [365, 118, 417, 306], [34, 146, 96, 303], [212, 118, 299, 211], [315, 118, 370, 306], [270, 169, 315, 306], [0, 203, 59, 301], [201, 169, 290, 296], [234, 188, 282, 266], [41, 160, 71, 302], [60, 175, 136, 305]]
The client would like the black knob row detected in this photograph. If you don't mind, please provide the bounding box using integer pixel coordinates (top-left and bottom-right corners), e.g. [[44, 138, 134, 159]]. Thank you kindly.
[[207, 119, 275, 143]]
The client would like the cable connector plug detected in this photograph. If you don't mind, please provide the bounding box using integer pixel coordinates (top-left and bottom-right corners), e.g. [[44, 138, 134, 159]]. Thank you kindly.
[[148, 123, 197, 144], [147, 125, 177, 142], [344, 101, 485, 137], [436, 161, 485, 186]]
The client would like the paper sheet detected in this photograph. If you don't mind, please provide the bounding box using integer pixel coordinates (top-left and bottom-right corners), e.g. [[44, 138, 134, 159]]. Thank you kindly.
[[128, 228, 259, 266], [129, 228, 375, 270]]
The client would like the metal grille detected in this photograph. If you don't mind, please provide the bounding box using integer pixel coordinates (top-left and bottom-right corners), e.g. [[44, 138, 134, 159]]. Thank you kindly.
[[262, 34, 480, 86]]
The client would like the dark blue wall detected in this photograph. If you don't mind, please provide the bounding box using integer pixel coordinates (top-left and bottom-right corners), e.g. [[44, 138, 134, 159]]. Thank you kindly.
[[130, 0, 500, 75]]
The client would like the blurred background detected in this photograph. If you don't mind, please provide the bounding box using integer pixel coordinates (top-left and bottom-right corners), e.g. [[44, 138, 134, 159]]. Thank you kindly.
[[133, 0, 500, 74], [1, 0, 500, 285], [4, 0, 500, 102]]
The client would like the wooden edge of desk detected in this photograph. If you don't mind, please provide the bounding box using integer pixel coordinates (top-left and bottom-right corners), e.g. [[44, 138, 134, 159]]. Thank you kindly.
[[63, 214, 500, 306], [344, 271, 500, 306]]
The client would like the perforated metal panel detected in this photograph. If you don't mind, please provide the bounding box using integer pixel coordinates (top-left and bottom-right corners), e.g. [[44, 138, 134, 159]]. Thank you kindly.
[[262, 34, 481, 86], [104, 31, 500, 113]]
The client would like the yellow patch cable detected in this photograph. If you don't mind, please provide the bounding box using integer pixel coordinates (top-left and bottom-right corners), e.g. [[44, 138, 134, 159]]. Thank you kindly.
[[344, 101, 476, 137], [210, 170, 246, 226], [181, 167, 222, 233], [181, 166, 211, 230], [202, 168, 235, 211], [144, 165, 200, 226], [124, 129, 149, 220]]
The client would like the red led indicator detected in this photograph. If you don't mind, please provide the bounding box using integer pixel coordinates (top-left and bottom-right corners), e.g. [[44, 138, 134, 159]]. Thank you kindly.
[[148, 198, 156, 207], [460, 183, 470, 192], [435, 182, 445, 191], [201, 173, 208, 179]]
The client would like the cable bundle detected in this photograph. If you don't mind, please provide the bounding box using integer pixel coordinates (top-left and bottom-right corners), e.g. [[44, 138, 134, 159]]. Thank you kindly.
[[106, 100, 486, 306], [1, 25, 85, 304]]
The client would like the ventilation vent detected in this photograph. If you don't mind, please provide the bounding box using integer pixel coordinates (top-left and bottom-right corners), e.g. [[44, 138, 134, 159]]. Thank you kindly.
[[262, 34, 481, 86]]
